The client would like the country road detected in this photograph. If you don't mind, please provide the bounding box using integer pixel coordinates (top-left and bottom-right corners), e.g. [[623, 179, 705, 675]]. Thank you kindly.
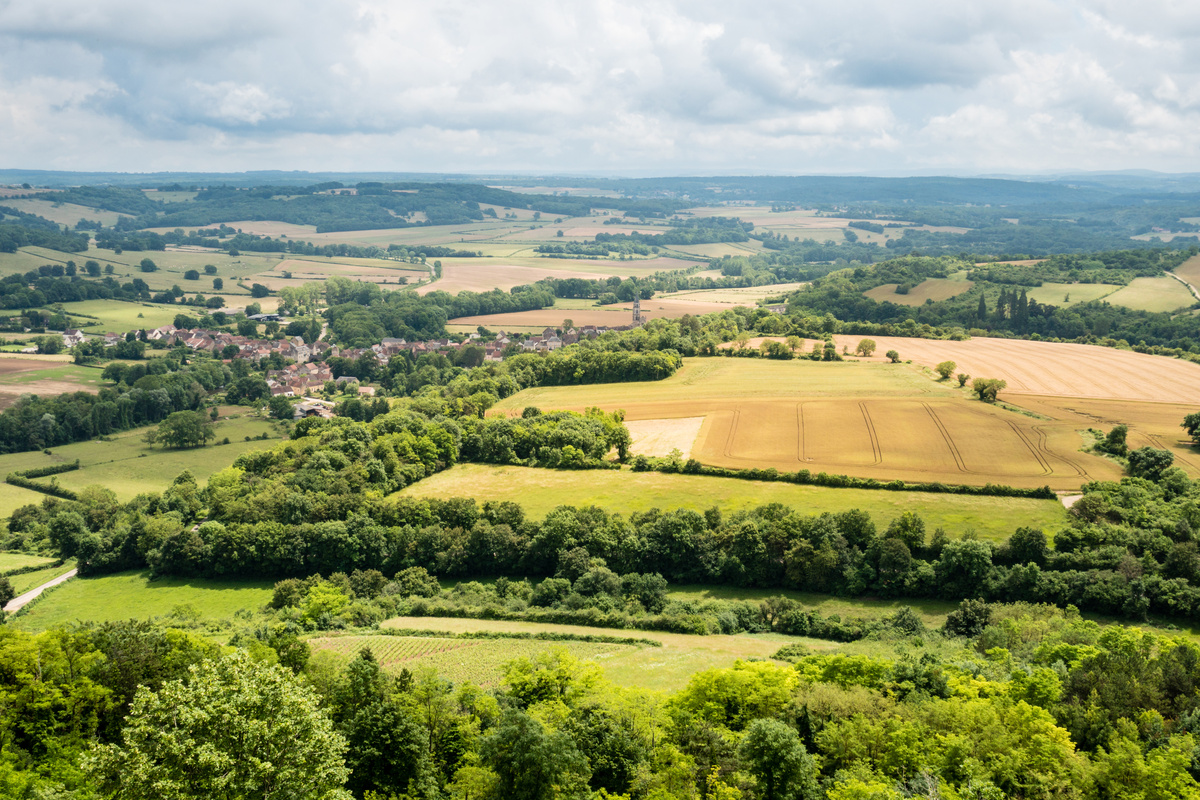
[[4, 568, 77, 613]]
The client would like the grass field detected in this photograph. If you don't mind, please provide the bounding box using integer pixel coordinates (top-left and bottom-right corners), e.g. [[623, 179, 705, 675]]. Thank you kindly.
[[398, 464, 1068, 541], [308, 634, 637, 688], [40, 299, 183, 332], [1104, 276, 1197, 313], [378, 616, 806, 690], [12, 570, 274, 632], [490, 357, 1126, 490], [0, 552, 56, 572], [1174, 255, 1200, 290], [0, 199, 124, 227], [862, 277, 973, 306], [9, 561, 75, 595], [1026, 282, 1119, 307], [0, 412, 279, 507]]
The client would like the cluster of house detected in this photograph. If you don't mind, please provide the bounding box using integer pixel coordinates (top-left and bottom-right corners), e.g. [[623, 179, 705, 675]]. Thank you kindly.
[[56, 316, 642, 397]]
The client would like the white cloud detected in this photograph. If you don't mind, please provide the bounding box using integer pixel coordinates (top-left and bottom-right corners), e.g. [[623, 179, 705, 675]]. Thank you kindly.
[[1, 0, 1200, 172]]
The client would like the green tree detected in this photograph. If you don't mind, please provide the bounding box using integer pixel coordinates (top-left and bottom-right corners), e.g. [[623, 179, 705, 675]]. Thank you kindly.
[[971, 377, 1007, 402], [139, 258, 158, 272], [885, 349, 900, 363], [855, 339, 876, 357], [738, 718, 818, 800], [154, 411, 215, 449], [183, 269, 200, 280], [86, 650, 350, 799], [935, 360, 956, 380], [957, 372, 970, 387], [1127, 447, 1174, 480], [1182, 412, 1200, 445], [268, 395, 293, 420], [479, 708, 590, 800], [213, 277, 224, 290]]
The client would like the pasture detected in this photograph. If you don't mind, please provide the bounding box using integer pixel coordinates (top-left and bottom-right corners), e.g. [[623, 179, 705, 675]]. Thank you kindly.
[[39, 299, 183, 333], [0, 552, 56, 572], [1025, 282, 1119, 307], [1104, 276, 1197, 313], [9, 561, 75, 595], [308, 634, 636, 689], [11, 570, 274, 632], [397, 464, 1068, 541], [490, 356, 1125, 489], [1174, 254, 1200, 290], [862, 277, 973, 306], [0, 412, 279, 508]]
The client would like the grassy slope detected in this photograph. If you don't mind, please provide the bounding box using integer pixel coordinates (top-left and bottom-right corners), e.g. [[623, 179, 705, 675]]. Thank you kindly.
[[9, 561, 75, 595], [399, 464, 1067, 541], [13, 570, 273, 631], [1104, 276, 1197, 313], [0, 552, 55, 571]]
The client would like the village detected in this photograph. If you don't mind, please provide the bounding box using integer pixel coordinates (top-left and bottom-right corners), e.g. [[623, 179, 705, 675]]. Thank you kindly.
[[54, 300, 648, 400]]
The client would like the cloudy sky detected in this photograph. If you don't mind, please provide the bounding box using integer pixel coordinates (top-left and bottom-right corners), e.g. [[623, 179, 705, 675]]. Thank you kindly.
[[2, 0, 1199, 175]]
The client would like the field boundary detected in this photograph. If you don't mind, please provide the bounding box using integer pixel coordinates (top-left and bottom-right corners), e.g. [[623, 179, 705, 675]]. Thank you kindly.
[[631, 457, 1056, 499], [327, 626, 663, 648]]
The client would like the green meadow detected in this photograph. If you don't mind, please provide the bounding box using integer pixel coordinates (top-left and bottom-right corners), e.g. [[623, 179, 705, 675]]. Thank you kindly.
[[398, 463, 1068, 541]]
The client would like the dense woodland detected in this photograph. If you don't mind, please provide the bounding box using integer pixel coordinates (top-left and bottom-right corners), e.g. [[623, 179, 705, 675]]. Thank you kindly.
[[5, 604, 1200, 798]]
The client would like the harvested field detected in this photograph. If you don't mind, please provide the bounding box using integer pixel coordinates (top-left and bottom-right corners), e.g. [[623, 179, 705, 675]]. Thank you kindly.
[[450, 298, 737, 328], [862, 278, 973, 306], [417, 261, 613, 295], [492, 358, 1118, 490], [1104, 276, 1196, 313], [821, 335, 1200, 404], [655, 283, 807, 305], [626, 417, 705, 456]]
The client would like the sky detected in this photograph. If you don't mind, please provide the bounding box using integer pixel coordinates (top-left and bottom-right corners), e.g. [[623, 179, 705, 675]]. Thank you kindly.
[[2, 0, 1199, 176]]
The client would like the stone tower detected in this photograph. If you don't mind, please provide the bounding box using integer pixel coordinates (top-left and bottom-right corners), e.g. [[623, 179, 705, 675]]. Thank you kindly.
[[632, 295, 644, 326]]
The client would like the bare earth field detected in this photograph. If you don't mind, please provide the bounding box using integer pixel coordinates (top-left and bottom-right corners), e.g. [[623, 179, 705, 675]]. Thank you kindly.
[[492, 357, 1127, 490]]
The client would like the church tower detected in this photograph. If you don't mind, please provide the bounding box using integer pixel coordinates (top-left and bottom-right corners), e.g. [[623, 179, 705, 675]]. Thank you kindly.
[[632, 295, 644, 326]]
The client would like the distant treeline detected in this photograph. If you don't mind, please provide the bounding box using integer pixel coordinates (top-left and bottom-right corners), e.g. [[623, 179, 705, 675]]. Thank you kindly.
[[43, 182, 689, 233], [786, 250, 1200, 349]]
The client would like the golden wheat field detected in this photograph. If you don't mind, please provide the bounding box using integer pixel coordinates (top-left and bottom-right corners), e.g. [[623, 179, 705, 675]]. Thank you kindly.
[[492, 357, 1148, 490]]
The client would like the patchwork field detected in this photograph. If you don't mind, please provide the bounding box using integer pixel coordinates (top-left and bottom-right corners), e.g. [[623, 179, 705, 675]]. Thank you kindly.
[[450, 298, 740, 329], [397, 464, 1068, 541], [490, 356, 1139, 489], [862, 277, 973, 306], [1103, 276, 1197, 313]]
